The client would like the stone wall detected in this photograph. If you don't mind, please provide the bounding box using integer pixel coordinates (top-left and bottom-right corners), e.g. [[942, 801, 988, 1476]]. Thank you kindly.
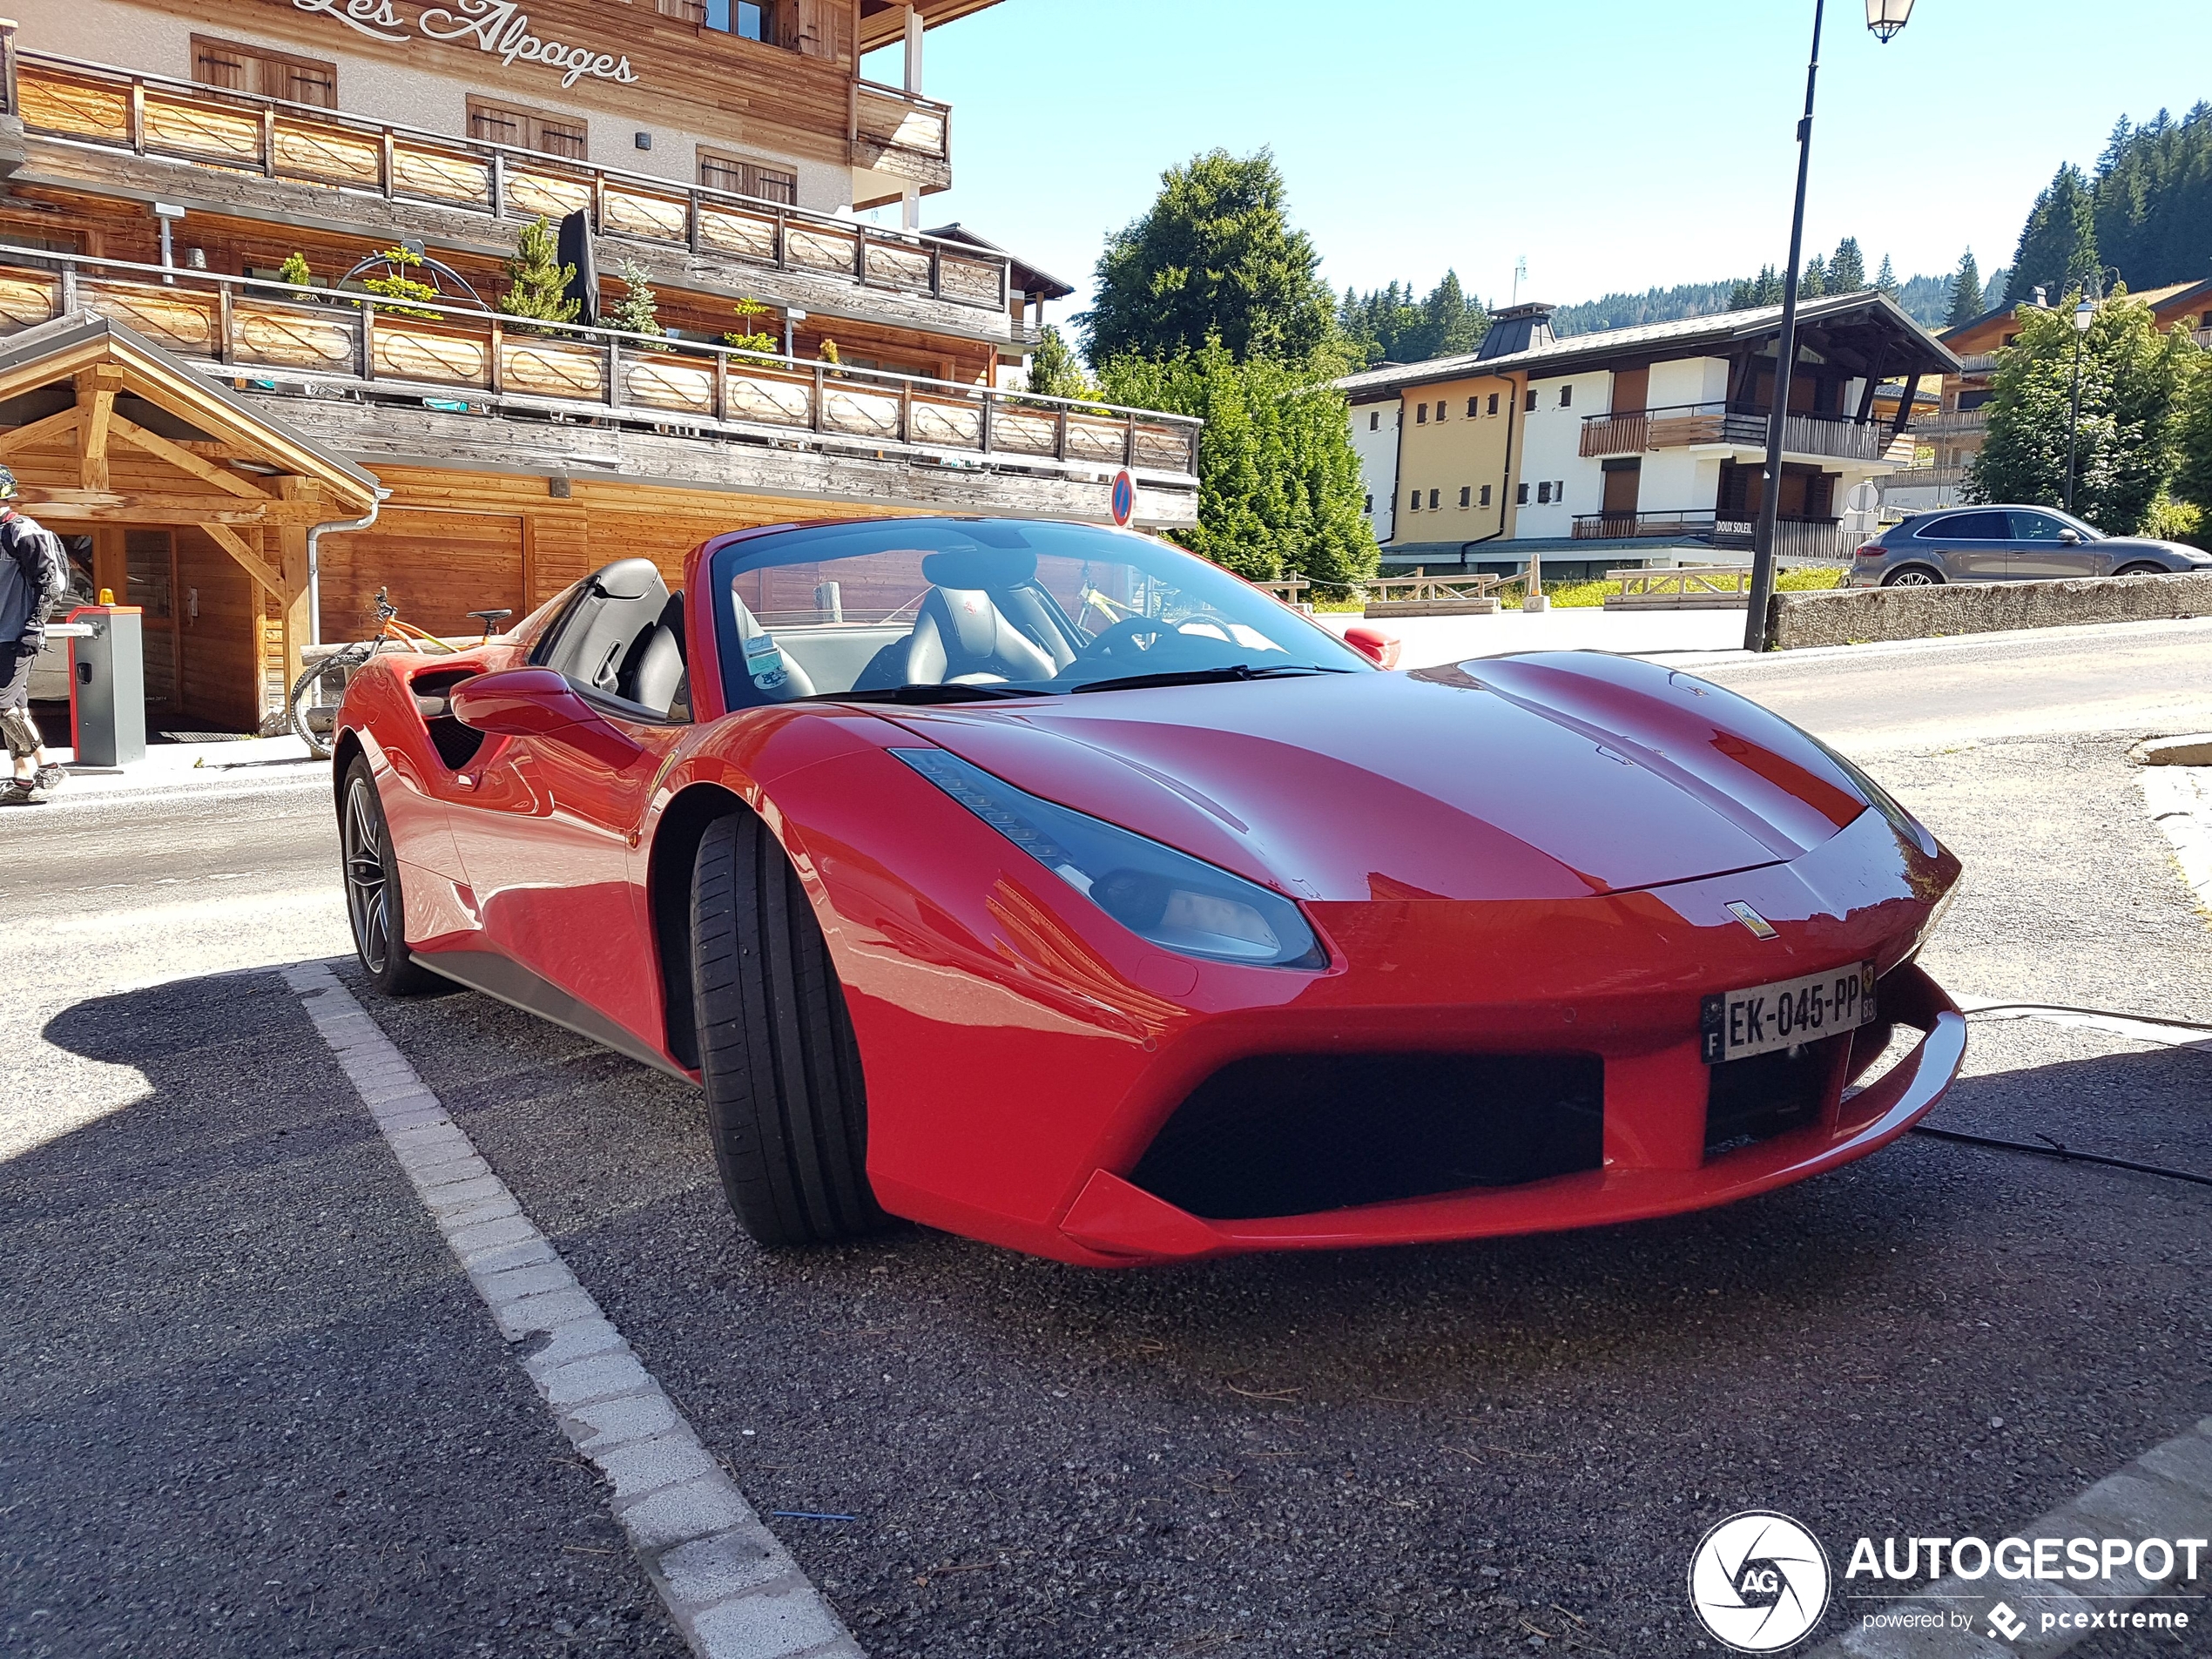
[[1766, 572, 2212, 650]]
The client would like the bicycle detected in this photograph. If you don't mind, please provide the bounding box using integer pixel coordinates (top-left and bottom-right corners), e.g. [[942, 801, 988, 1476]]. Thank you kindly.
[[287, 589, 510, 759]]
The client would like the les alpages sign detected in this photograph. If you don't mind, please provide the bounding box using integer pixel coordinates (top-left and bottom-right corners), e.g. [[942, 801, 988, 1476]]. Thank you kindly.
[[293, 0, 640, 90]]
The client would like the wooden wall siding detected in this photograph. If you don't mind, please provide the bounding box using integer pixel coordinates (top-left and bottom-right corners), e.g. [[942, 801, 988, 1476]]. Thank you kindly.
[[174, 523, 260, 731], [319, 509, 527, 643], [87, 0, 865, 170]]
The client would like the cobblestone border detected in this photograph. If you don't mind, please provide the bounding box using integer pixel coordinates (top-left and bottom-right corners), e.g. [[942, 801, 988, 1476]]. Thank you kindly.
[[281, 961, 864, 1659]]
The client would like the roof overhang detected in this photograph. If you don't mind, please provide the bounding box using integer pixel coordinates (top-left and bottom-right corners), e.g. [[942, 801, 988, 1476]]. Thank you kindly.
[[858, 0, 1001, 52]]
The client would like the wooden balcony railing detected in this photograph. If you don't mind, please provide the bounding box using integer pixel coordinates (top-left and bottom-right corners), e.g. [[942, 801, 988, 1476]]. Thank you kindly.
[[1579, 401, 1915, 465], [1913, 408, 1989, 440], [8, 46, 1006, 311], [853, 80, 950, 164], [1570, 511, 1860, 562], [0, 250, 1200, 479], [1570, 509, 1720, 542]]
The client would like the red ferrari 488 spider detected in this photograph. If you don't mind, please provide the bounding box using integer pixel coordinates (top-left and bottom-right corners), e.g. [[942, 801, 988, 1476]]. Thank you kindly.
[[331, 516, 1965, 1265]]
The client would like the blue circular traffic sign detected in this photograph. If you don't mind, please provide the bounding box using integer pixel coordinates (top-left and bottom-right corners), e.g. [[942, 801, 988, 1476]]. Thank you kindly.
[[1110, 469, 1136, 527]]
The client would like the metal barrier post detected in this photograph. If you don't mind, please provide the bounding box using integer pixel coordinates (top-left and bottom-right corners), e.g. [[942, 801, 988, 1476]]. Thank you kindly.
[[64, 603, 145, 766]]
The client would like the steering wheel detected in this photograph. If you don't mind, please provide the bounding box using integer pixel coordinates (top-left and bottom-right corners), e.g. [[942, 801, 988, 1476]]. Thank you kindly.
[[1075, 613, 1240, 666]]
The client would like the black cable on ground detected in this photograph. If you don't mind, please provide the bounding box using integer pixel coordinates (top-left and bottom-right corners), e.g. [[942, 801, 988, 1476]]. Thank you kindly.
[[1902, 1004, 2212, 1189]]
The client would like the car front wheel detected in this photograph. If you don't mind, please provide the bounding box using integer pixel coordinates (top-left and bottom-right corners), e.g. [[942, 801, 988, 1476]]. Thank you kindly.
[[690, 811, 887, 1247], [1882, 566, 1944, 588], [2113, 562, 2169, 577]]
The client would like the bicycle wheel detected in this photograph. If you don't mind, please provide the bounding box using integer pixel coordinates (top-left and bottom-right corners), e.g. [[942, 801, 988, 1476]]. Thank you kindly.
[[289, 642, 374, 760]]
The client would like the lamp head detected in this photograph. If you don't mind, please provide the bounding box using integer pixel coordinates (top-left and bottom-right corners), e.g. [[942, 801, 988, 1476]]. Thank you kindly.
[[2073, 298, 2095, 334], [1865, 0, 1914, 42]]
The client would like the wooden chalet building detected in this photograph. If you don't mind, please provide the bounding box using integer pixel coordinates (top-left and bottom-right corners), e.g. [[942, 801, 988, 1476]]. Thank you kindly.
[[0, 0, 1198, 732]]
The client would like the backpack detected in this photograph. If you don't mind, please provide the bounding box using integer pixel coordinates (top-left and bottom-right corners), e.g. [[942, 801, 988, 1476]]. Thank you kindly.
[[1, 511, 71, 641]]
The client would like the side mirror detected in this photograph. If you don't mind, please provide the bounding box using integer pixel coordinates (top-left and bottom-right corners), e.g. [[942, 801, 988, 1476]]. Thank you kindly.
[[2057, 529, 2081, 544], [448, 667, 642, 766], [1343, 624, 1403, 671]]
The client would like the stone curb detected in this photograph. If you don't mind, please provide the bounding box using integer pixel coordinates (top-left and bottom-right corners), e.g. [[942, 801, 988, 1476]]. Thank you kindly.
[[278, 962, 866, 1659], [2139, 767, 2212, 914], [1808, 1417, 2212, 1657], [1769, 570, 2212, 651]]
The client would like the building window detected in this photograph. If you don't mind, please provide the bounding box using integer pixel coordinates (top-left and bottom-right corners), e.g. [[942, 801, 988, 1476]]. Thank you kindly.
[[662, 0, 786, 44], [192, 37, 337, 106], [1517, 483, 1529, 505], [1537, 482, 1552, 504], [1487, 393, 1500, 415], [1428, 489, 1440, 510], [1560, 385, 1573, 408], [1408, 489, 1420, 512], [1525, 388, 1537, 412], [469, 98, 588, 159], [1364, 493, 1373, 515], [1459, 486, 1471, 508], [699, 149, 799, 204], [1369, 411, 1380, 431], [1466, 396, 1479, 417], [1480, 484, 1493, 507], [1554, 481, 1565, 501], [1435, 400, 1447, 421], [1416, 403, 1428, 424]]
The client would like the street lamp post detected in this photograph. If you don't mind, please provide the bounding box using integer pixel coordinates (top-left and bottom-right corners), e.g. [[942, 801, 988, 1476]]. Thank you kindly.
[[2063, 295, 2094, 514], [1743, 0, 1916, 652]]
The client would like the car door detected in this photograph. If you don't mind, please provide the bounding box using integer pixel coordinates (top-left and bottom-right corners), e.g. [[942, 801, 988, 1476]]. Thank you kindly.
[[443, 561, 692, 1051], [2007, 510, 2095, 579], [1922, 509, 2012, 579]]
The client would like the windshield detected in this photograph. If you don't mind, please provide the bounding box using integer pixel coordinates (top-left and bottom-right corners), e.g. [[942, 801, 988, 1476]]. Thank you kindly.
[[708, 519, 1368, 709]]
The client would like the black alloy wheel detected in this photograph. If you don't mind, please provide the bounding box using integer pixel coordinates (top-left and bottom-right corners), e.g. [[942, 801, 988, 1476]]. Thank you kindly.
[[341, 755, 448, 996], [690, 810, 887, 1247]]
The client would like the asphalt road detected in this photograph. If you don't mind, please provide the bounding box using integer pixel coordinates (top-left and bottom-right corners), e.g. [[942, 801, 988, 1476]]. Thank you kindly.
[[3, 627, 2208, 1658]]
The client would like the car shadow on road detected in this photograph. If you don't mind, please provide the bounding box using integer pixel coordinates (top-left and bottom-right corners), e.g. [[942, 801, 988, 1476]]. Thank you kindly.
[[10, 965, 689, 1659]]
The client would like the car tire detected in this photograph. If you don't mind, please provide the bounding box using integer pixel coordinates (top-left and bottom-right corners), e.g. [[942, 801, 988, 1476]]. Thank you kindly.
[[2113, 562, 2168, 577], [340, 756, 450, 997], [690, 811, 887, 1247], [1882, 566, 1944, 588]]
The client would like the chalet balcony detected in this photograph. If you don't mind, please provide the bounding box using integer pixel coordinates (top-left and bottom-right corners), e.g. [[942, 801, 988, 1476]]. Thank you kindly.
[[853, 81, 951, 192], [0, 250, 1199, 505], [0, 44, 1013, 323], [1913, 408, 1989, 440], [1570, 509, 1861, 563], [1578, 401, 1917, 467]]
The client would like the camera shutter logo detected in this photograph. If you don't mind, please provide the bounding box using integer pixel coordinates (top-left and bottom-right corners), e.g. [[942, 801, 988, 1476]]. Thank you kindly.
[[1688, 1511, 1832, 1652]]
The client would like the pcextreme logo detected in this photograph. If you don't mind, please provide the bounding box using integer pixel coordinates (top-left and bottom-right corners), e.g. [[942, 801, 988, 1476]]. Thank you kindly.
[[1688, 1511, 1832, 1653]]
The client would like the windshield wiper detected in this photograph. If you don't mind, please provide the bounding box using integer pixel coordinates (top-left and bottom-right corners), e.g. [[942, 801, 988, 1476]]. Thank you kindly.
[[1069, 664, 1352, 695], [828, 683, 1042, 705]]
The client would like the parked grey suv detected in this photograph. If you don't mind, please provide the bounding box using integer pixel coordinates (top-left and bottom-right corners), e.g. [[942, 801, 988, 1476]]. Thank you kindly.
[[1848, 506, 2211, 587]]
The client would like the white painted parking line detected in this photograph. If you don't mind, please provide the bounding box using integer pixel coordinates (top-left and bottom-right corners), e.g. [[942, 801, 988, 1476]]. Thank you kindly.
[[280, 961, 865, 1659], [1812, 1417, 2212, 1657]]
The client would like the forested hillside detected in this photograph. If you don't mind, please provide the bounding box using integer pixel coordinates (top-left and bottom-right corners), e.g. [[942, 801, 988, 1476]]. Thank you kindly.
[[2010, 104, 2212, 302]]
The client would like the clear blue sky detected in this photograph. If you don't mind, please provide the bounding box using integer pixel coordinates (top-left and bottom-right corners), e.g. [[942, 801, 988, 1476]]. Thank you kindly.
[[864, 0, 2209, 328]]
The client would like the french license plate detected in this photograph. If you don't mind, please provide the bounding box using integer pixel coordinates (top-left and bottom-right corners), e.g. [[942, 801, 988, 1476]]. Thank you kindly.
[[1701, 961, 1877, 1063]]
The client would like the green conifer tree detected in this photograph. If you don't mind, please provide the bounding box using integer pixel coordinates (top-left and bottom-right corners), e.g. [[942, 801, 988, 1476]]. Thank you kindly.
[[501, 216, 582, 327], [1874, 254, 1898, 294], [1829, 238, 1867, 292], [605, 259, 663, 338], [1944, 249, 1985, 327], [1799, 254, 1828, 299]]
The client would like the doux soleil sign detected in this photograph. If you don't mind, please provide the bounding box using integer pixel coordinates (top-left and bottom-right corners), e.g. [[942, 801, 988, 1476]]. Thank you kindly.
[[293, 0, 640, 90]]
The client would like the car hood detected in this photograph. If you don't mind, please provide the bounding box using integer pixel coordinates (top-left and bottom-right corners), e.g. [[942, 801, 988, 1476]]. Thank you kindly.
[[870, 652, 1877, 903], [2107, 537, 2209, 560]]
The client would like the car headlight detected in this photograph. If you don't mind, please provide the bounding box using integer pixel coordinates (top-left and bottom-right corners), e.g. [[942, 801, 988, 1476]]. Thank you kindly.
[[893, 748, 1327, 969]]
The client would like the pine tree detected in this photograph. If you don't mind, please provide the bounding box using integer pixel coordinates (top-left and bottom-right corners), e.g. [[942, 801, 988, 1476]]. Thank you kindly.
[[2010, 165, 2101, 307], [1874, 254, 1898, 294], [1830, 238, 1867, 292], [501, 216, 581, 327], [361, 246, 443, 320], [278, 251, 313, 287], [605, 259, 662, 338], [1945, 249, 1986, 327], [1023, 324, 1096, 401], [1727, 278, 1755, 311], [1800, 254, 1828, 299], [1080, 148, 1333, 364]]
